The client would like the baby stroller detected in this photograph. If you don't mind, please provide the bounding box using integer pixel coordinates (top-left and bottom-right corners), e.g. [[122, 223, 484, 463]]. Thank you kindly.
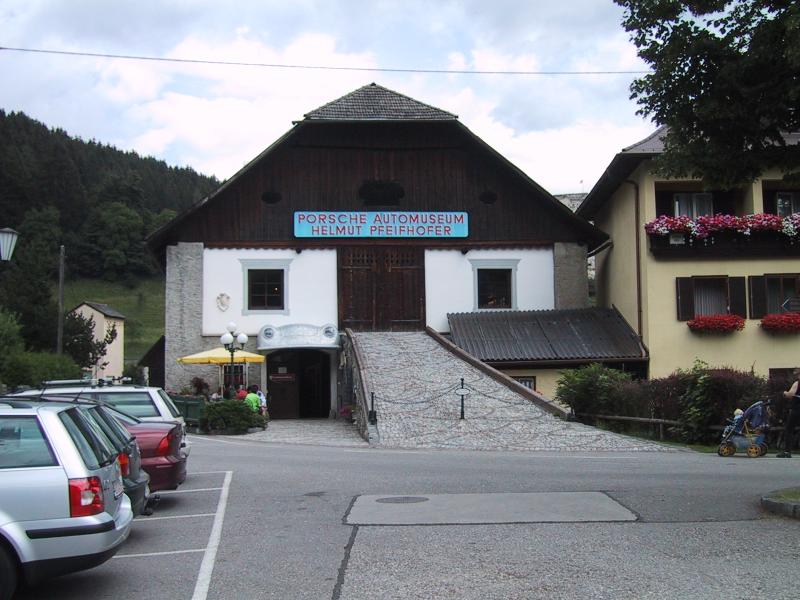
[[717, 400, 770, 457]]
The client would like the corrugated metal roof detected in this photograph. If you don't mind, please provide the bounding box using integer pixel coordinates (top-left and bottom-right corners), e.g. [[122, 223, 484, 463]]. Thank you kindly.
[[447, 308, 645, 363], [303, 83, 457, 121]]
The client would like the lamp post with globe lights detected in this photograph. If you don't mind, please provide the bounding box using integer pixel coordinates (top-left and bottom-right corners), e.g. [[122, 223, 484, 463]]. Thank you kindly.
[[220, 322, 248, 396], [0, 228, 19, 261]]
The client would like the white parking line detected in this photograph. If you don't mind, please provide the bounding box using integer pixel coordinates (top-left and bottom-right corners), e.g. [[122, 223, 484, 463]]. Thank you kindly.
[[192, 470, 233, 600], [114, 548, 205, 559], [158, 487, 223, 495], [189, 471, 231, 475], [188, 436, 256, 446], [135, 513, 215, 522]]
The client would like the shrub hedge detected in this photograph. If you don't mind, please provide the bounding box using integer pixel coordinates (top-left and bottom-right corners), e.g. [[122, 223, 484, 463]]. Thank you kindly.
[[200, 399, 266, 434], [3, 351, 82, 389], [555, 361, 773, 443]]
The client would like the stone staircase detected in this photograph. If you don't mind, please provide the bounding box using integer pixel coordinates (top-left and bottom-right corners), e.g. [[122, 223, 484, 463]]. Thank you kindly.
[[353, 332, 669, 452]]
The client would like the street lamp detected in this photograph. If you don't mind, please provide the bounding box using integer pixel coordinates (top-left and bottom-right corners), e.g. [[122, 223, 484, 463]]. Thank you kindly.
[[220, 321, 248, 396], [0, 228, 19, 261]]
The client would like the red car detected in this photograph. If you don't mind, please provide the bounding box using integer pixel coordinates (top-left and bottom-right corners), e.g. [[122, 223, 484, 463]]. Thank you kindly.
[[106, 406, 187, 491]]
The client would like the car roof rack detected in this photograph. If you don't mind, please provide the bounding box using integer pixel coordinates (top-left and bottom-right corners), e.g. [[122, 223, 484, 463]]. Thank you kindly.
[[41, 376, 132, 389]]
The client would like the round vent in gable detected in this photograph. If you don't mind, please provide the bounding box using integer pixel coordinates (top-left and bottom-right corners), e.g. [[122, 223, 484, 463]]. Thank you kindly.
[[479, 190, 498, 205], [261, 191, 282, 204], [358, 180, 404, 206]]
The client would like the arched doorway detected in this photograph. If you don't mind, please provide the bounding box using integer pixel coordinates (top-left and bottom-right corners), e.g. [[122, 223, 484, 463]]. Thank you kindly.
[[267, 349, 331, 419]]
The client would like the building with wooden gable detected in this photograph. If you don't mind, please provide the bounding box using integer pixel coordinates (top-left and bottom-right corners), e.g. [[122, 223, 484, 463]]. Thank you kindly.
[[148, 83, 606, 416], [578, 127, 800, 379]]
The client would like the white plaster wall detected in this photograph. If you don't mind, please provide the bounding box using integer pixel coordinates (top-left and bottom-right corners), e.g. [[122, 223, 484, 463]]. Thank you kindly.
[[202, 248, 338, 337], [73, 306, 125, 378], [425, 248, 555, 332]]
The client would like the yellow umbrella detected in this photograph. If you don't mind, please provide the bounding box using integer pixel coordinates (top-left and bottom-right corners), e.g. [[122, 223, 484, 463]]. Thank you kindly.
[[177, 347, 265, 364]]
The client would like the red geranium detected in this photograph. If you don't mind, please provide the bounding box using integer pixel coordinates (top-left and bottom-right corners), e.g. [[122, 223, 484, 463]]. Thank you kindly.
[[760, 312, 800, 333], [687, 314, 745, 333]]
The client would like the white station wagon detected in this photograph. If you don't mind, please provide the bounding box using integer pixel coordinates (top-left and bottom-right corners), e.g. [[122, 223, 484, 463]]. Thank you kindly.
[[16, 380, 191, 457], [0, 399, 133, 597]]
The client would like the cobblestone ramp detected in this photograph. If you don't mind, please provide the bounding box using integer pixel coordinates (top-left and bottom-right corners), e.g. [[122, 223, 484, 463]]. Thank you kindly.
[[354, 332, 670, 452]]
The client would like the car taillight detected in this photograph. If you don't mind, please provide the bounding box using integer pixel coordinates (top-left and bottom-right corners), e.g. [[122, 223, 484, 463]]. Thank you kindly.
[[68, 477, 104, 517], [156, 431, 174, 457], [118, 451, 130, 477]]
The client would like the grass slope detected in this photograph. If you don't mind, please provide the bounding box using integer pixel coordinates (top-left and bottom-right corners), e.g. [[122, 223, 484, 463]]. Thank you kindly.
[[63, 277, 165, 363]]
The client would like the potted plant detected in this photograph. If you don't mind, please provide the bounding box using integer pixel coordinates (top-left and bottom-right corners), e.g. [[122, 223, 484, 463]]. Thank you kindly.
[[760, 312, 800, 334], [686, 314, 745, 333]]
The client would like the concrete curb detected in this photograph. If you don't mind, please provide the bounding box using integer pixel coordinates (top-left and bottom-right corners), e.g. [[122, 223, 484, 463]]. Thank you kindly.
[[761, 488, 800, 519]]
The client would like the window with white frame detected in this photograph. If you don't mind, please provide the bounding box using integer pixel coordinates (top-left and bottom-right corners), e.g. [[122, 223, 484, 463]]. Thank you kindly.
[[674, 192, 713, 219], [469, 259, 519, 310], [240, 259, 291, 314], [512, 376, 536, 390], [776, 192, 800, 217]]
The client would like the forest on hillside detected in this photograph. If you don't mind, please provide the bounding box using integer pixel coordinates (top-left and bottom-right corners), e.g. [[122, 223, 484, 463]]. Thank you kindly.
[[0, 109, 219, 363], [0, 109, 219, 280]]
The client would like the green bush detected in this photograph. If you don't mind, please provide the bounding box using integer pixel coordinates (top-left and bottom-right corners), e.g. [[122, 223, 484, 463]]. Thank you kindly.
[[0, 309, 24, 378], [554, 361, 768, 443], [200, 400, 264, 434], [675, 361, 767, 443], [3, 352, 82, 389], [555, 363, 633, 415]]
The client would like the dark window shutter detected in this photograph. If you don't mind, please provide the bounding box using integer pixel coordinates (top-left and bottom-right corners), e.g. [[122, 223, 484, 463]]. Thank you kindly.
[[728, 277, 747, 318], [749, 276, 767, 318], [655, 191, 673, 217], [763, 191, 777, 215], [676, 277, 695, 321]]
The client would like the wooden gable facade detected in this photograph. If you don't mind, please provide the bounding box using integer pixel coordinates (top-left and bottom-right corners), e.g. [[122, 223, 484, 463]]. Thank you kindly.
[[149, 88, 603, 261]]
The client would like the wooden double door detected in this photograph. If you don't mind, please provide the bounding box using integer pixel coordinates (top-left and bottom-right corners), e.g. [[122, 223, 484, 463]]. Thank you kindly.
[[338, 246, 425, 331]]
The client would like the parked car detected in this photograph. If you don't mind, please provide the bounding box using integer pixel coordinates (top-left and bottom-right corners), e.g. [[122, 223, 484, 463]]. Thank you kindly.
[[15, 380, 191, 457], [0, 399, 133, 599], [18, 397, 154, 517], [104, 406, 187, 492]]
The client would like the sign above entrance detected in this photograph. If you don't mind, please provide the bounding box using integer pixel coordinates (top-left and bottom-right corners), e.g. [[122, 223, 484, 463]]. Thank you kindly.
[[294, 211, 468, 238]]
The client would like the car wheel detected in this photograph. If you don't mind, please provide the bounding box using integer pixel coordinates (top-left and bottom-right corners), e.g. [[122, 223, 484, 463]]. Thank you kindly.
[[0, 544, 17, 600], [746, 444, 761, 458]]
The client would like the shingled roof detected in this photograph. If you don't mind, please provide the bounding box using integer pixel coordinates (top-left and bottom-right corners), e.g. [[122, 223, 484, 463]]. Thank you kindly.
[[447, 308, 646, 364], [303, 83, 457, 121], [74, 302, 127, 320]]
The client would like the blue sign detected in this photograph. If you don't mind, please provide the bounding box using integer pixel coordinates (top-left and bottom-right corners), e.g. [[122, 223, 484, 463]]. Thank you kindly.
[[294, 211, 469, 238]]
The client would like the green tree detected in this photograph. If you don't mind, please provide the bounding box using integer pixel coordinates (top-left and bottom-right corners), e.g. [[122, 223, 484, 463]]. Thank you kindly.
[[63, 312, 118, 371], [0, 207, 61, 351], [80, 201, 150, 281], [616, 1, 800, 188], [0, 309, 24, 380]]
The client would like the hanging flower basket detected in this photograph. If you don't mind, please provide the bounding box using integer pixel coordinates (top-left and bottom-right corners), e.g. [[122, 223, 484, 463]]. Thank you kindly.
[[645, 212, 800, 240], [760, 312, 800, 334], [687, 314, 745, 333]]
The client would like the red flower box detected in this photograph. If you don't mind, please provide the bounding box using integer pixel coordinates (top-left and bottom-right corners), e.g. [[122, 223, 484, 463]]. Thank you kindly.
[[687, 314, 745, 333], [760, 312, 800, 333]]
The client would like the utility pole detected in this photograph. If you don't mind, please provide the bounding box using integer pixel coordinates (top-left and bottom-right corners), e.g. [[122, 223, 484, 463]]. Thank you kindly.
[[56, 245, 65, 354]]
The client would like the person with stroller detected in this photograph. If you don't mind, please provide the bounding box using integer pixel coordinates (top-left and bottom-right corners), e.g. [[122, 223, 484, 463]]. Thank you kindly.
[[777, 368, 800, 458]]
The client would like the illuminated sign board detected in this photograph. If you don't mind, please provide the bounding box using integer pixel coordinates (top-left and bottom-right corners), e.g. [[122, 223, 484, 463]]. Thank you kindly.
[[294, 211, 468, 238]]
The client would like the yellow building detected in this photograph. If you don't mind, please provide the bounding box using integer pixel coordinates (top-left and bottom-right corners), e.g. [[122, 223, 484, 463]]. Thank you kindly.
[[578, 127, 800, 380], [71, 302, 126, 378]]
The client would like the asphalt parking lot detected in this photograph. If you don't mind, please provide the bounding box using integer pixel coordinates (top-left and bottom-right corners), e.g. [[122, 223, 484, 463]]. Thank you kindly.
[[16, 469, 233, 600], [12, 432, 800, 600]]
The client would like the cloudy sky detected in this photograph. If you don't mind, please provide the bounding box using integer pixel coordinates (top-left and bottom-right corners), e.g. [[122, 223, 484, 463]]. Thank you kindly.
[[0, 0, 655, 194]]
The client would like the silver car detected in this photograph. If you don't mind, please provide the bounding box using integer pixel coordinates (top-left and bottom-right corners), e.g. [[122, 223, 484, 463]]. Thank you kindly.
[[16, 381, 191, 457], [0, 400, 133, 598]]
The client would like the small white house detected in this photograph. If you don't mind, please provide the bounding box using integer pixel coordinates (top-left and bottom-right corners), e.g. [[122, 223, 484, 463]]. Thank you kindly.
[[71, 302, 126, 378]]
